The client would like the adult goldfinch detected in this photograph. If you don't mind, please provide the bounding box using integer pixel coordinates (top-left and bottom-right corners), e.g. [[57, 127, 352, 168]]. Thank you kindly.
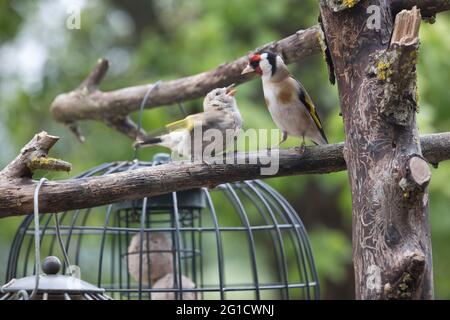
[[242, 52, 328, 151], [134, 85, 242, 161]]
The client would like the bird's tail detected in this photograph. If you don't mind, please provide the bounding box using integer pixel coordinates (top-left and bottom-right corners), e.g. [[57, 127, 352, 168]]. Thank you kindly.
[[312, 130, 328, 146], [133, 136, 163, 149]]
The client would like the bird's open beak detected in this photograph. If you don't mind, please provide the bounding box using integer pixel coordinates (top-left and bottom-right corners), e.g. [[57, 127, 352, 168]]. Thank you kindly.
[[226, 84, 237, 96], [241, 64, 254, 75]]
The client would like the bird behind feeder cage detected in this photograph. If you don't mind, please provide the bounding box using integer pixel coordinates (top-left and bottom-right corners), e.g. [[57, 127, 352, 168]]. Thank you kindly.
[[5, 154, 320, 300]]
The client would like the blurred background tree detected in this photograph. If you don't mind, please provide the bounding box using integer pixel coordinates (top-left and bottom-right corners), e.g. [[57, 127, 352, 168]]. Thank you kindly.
[[0, 0, 448, 299]]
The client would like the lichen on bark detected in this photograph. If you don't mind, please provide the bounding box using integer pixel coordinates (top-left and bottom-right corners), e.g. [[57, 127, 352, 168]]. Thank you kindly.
[[324, 0, 360, 12], [27, 156, 72, 173]]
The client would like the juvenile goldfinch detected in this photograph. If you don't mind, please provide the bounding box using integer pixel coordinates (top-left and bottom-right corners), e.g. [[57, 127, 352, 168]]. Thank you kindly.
[[242, 52, 328, 151], [135, 85, 242, 161]]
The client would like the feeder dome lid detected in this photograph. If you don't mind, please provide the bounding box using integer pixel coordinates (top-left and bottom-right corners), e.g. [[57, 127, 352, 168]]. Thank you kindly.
[[1, 256, 107, 298]]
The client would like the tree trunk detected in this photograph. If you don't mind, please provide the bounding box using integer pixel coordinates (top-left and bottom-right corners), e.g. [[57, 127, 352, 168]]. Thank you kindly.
[[320, 1, 433, 299]]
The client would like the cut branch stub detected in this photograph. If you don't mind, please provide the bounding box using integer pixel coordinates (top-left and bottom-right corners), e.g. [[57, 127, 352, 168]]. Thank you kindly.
[[66, 122, 85, 143], [78, 58, 109, 92], [373, 6, 421, 126], [399, 156, 431, 194], [409, 156, 431, 188], [390, 6, 421, 47], [0, 131, 71, 179], [384, 253, 426, 299]]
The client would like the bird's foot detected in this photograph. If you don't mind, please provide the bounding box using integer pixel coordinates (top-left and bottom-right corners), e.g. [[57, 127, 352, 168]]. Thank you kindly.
[[295, 144, 307, 155]]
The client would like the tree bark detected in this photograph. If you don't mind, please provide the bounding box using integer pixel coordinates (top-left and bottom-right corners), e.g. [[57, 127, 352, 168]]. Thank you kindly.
[[0, 131, 449, 219], [320, 2, 433, 299]]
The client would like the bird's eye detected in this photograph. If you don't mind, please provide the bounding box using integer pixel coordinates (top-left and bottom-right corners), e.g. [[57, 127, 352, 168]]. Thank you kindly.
[[215, 91, 220, 96], [250, 60, 260, 68]]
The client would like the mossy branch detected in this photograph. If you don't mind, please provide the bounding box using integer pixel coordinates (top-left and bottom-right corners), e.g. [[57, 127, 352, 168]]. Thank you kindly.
[[0, 131, 71, 179], [27, 157, 72, 173]]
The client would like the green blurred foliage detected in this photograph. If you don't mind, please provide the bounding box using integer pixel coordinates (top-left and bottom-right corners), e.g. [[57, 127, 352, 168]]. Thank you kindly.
[[309, 228, 352, 285], [0, 0, 448, 299]]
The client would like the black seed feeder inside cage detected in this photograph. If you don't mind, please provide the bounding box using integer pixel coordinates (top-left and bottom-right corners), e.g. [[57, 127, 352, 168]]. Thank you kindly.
[[6, 154, 320, 300]]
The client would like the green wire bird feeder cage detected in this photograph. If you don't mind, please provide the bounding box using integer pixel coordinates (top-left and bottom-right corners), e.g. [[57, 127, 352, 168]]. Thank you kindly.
[[5, 154, 319, 300]]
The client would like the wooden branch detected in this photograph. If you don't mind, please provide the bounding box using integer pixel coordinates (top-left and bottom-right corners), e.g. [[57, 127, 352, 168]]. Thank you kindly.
[[0, 132, 449, 218], [0, 131, 71, 179], [391, 6, 421, 46], [324, 0, 450, 14], [50, 26, 322, 140], [374, 6, 421, 126], [390, 0, 450, 17], [79, 57, 109, 91], [420, 131, 450, 167]]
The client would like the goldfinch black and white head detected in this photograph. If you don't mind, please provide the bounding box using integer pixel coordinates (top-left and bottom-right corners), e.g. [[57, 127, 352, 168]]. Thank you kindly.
[[241, 52, 289, 80]]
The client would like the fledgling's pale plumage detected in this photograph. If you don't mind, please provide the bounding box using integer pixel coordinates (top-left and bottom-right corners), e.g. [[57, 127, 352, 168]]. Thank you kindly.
[[242, 52, 328, 148], [134, 85, 243, 161]]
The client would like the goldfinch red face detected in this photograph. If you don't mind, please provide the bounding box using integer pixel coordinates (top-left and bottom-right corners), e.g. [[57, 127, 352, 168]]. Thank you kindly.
[[241, 54, 263, 75], [241, 52, 278, 77]]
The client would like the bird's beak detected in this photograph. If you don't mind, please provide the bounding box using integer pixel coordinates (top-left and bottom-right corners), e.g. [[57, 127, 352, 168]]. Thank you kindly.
[[241, 64, 254, 75], [226, 84, 237, 96]]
